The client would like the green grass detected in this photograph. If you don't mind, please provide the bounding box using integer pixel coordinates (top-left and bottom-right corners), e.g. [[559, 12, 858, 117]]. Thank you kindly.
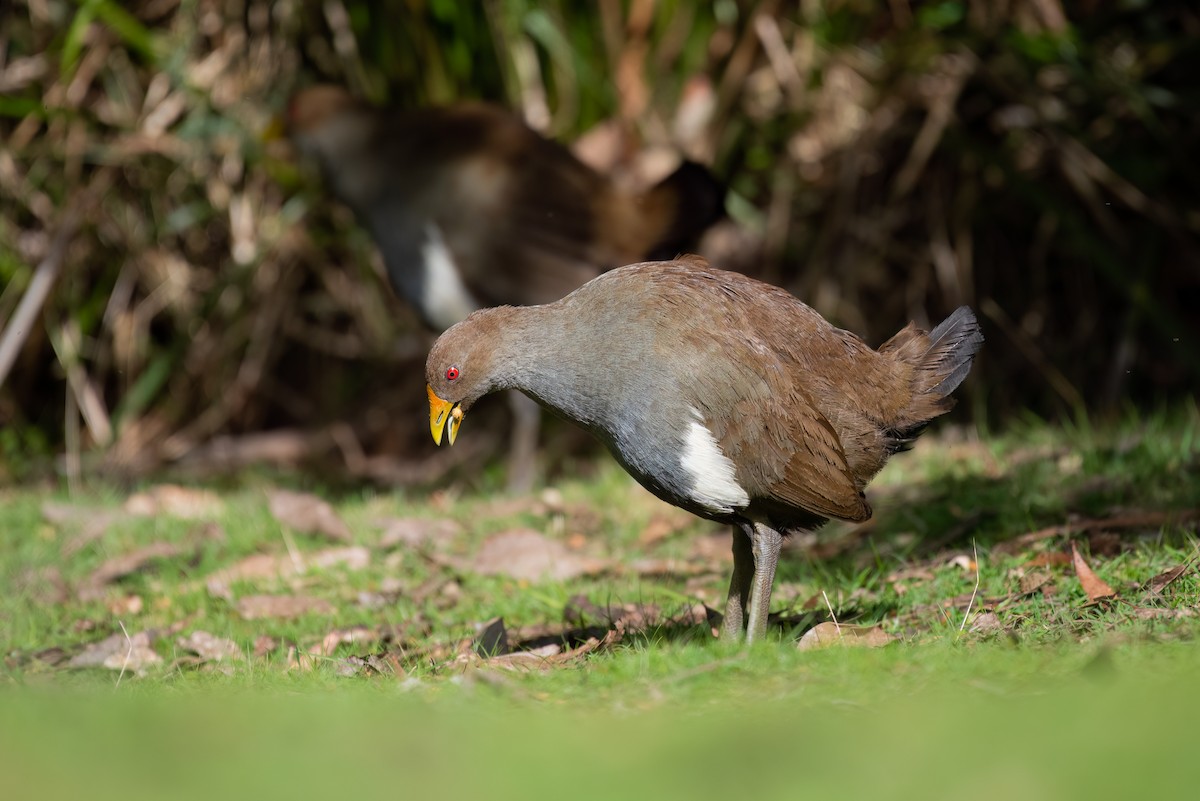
[[1, 407, 1198, 798], [3, 643, 1200, 800]]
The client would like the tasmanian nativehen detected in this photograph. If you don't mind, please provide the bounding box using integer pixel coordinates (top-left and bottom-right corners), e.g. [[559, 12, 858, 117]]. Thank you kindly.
[[286, 85, 723, 489], [426, 256, 983, 643]]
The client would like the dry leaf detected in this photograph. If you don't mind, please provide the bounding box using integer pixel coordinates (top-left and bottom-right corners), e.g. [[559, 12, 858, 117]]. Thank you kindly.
[[539, 487, 566, 514], [177, 630, 243, 662], [268, 489, 352, 542], [376, 517, 462, 549], [68, 630, 162, 673], [124, 484, 223, 519], [204, 546, 369, 598], [108, 595, 144, 615], [356, 576, 406, 609], [561, 597, 712, 637], [968, 611, 1004, 634], [558, 625, 625, 660], [286, 645, 316, 672], [78, 542, 189, 601], [317, 626, 379, 657], [800, 592, 826, 611], [205, 553, 291, 598], [1024, 551, 1072, 568], [1019, 569, 1053, 595], [31, 647, 72, 668], [1071, 542, 1116, 602], [886, 565, 936, 584], [452, 624, 626, 673], [236, 594, 335, 620], [1143, 563, 1190, 596], [252, 635, 278, 658], [949, 554, 978, 572], [308, 545, 370, 571], [468, 529, 608, 582], [797, 622, 896, 651]]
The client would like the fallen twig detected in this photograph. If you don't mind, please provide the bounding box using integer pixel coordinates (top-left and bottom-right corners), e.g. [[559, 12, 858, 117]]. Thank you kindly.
[[994, 509, 1200, 555]]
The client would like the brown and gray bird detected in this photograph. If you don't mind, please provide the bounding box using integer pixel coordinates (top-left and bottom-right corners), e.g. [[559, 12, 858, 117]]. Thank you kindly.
[[286, 85, 724, 488], [426, 256, 983, 643]]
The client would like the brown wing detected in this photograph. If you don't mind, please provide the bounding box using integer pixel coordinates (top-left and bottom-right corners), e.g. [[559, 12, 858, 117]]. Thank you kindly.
[[757, 385, 872, 521], [681, 326, 870, 524], [705, 366, 868, 522]]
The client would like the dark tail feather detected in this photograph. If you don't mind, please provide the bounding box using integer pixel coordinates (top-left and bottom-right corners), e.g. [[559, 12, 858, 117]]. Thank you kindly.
[[884, 306, 983, 446], [923, 306, 985, 398], [642, 160, 725, 260]]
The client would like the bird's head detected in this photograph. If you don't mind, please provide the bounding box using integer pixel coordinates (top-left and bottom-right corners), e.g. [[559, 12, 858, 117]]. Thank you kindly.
[[285, 85, 360, 134], [271, 85, 372, 166], [425, 309, 510, 446]]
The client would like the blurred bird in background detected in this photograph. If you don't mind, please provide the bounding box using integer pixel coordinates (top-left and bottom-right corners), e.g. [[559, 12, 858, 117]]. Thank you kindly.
[[284, 85, 725, 490]]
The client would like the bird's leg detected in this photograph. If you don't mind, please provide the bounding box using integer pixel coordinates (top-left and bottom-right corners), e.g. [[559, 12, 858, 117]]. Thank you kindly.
[[722, 524, 754, 641], [505, 390, 540, 493], [745, 523, 783, 644]]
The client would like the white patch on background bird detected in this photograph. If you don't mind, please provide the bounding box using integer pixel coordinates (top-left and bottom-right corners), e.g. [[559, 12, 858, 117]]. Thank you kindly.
[[420, 223, 478, 331], [681, 407, 749, 513]]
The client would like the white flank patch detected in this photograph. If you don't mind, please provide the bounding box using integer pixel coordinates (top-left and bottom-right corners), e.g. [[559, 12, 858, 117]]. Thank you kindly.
[[420, 223, 478, 330], [681, 407, 749, 513]]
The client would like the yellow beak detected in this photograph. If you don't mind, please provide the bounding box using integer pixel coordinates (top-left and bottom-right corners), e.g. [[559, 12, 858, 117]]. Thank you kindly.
[[427, 385, 463, 446]]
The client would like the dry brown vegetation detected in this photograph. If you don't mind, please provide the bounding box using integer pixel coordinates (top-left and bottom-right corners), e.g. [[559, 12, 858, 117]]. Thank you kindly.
[[1, 0, 1197, 483]]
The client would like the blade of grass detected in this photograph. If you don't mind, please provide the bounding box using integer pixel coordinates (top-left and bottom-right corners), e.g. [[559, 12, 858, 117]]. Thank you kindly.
[[70, 0, 159, 65]]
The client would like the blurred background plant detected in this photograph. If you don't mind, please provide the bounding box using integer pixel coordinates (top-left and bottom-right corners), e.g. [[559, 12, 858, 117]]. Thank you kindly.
[[1, 0, 1197, 486]]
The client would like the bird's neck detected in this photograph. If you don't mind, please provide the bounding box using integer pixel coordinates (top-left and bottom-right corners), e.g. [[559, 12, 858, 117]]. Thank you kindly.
[[484, 305, 620, 431]]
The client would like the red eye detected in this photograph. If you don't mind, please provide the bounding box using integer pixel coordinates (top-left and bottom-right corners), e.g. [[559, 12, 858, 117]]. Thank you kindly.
[[446, 366, 459, 381]]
